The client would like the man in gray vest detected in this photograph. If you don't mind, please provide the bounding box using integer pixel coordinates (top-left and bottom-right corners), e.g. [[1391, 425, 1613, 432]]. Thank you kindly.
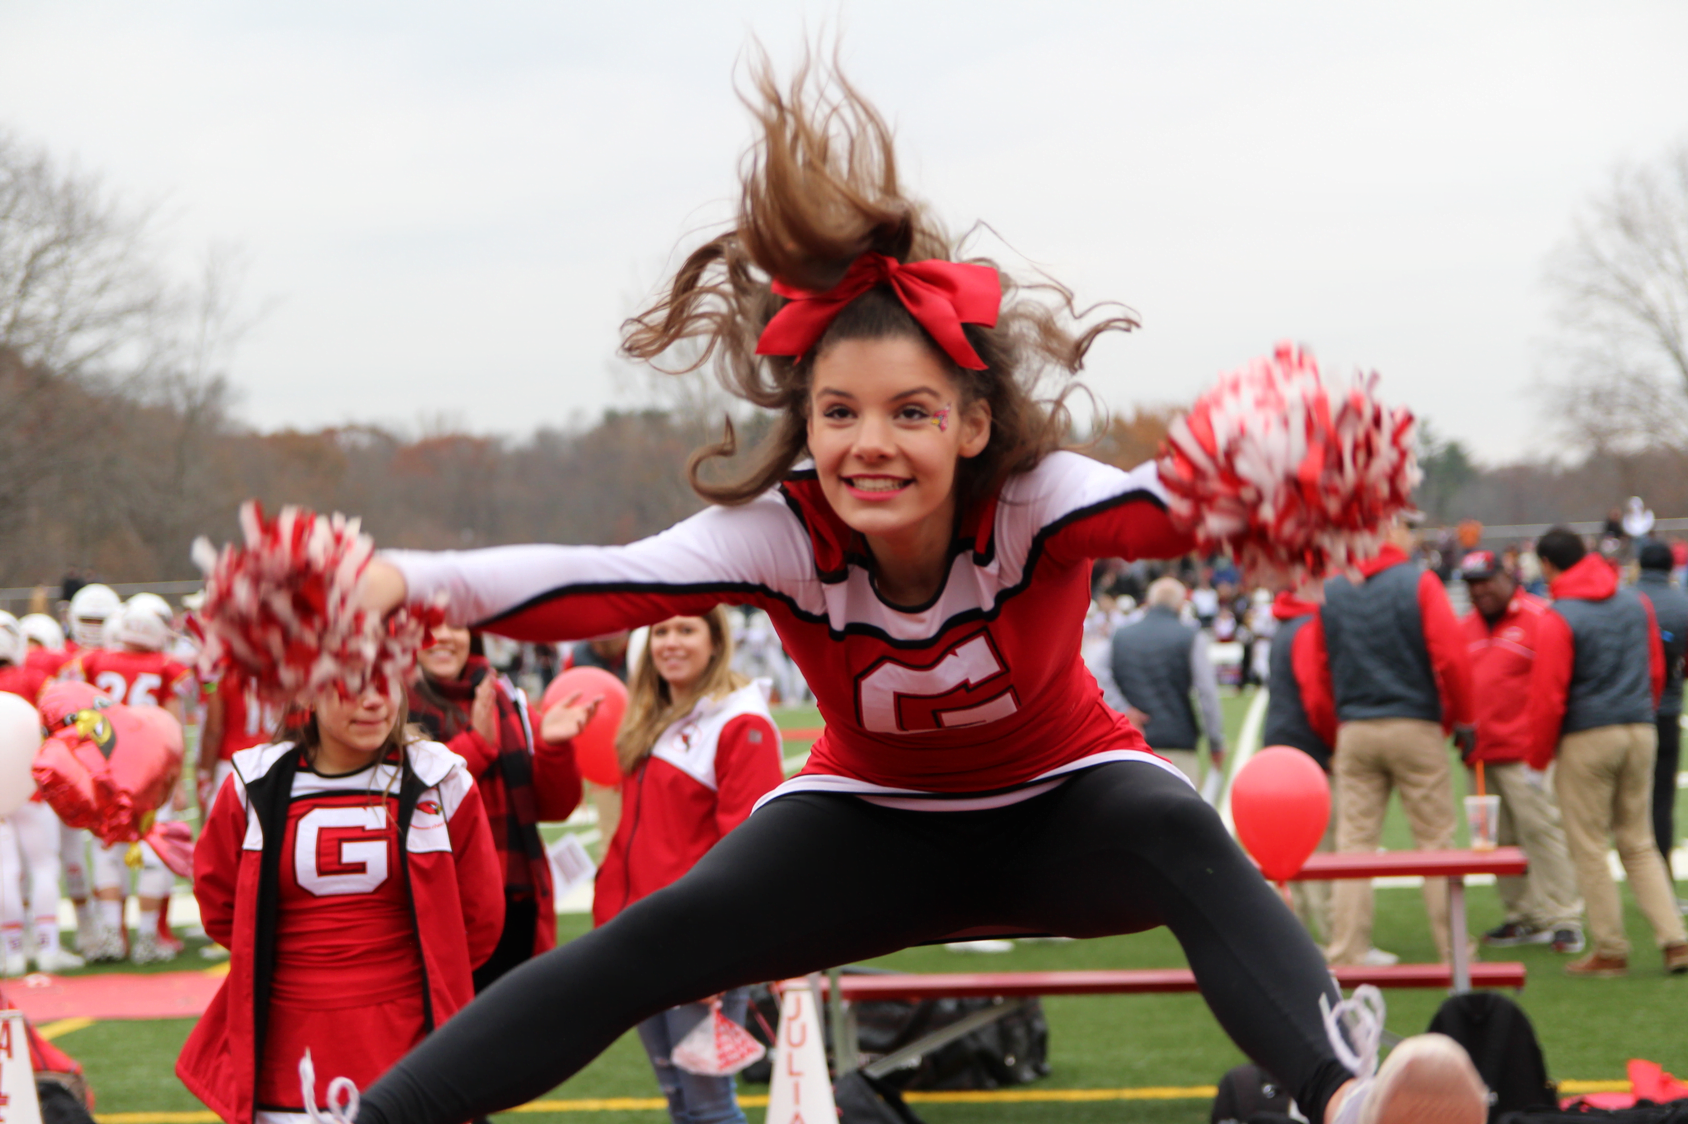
[[1111, 577, 1226, 785], [1528, 529, 1687, 976], [1635, 542, 1687, 865], [1320, 519, 1475, 966]]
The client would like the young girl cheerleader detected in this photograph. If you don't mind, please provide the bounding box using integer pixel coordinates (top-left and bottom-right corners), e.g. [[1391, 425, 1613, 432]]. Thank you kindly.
[[176, 681, 503, 1124], [601, 608, 783, 1124], [201, 59, 1485, 1124], [407, 625, 587, 988]]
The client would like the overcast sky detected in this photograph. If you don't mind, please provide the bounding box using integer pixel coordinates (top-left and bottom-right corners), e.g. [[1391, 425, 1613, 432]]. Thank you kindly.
[[3, 2, 1686, 463]]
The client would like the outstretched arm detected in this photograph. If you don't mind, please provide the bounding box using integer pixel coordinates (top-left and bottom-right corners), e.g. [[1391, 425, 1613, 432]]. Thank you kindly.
[[369, 497, 814, 643], [1014, 455, 1196, 569]]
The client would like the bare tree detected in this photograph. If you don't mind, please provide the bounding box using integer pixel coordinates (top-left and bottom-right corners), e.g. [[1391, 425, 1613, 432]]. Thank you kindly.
[[1545, 141, 1688, 458], [0, 130, 171, 378]]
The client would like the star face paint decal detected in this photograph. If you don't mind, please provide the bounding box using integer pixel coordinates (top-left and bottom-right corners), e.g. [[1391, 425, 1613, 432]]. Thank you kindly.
[[931, 405, 952, 433]]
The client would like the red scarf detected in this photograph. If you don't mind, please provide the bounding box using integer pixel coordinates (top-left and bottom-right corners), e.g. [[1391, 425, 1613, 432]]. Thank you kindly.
[[410, 656, 547, 901]]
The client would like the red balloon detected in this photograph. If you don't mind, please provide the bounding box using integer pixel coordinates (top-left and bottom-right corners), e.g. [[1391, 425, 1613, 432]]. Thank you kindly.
[[540, 667, 629, 787], [33, 681, 188, 874], [1230, 746, 1331, 882]]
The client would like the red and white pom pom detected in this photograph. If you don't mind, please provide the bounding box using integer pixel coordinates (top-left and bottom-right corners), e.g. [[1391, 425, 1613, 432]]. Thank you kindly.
[[671, 998, 768, 1076], [1156, 342, 1420, 586], [192, 502, 443, 701]]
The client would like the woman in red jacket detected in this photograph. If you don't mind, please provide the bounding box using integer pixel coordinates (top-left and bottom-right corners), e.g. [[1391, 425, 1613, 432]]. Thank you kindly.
[[409, 626, 588, 988], [177, 682, 504, 1124], [600, 607, 782, 1124]]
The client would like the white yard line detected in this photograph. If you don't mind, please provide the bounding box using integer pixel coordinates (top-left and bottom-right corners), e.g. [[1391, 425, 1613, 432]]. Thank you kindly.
[[1219, 688, 1270, 835]]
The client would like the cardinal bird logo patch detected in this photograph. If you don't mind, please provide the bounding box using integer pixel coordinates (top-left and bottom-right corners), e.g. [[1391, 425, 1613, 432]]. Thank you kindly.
[[416, 800, 440, 816]]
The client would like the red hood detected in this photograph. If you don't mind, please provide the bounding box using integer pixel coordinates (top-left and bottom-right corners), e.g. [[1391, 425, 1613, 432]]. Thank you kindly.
[[1272, 591, 1320, 621], [1356, 543, 1410, 578], [1549, 553, 1619, 602]]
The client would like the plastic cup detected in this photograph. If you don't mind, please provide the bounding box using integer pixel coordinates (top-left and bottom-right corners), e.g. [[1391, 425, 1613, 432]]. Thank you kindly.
[[1464, 794, 1500, 851]]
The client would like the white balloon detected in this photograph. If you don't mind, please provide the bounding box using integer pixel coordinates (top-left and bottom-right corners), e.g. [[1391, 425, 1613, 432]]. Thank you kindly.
[[0, 693, 42, 818]]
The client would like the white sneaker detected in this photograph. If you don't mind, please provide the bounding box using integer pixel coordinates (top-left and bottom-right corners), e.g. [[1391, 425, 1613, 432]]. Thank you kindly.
[[33, 946, 85, 973], [1323, 986, 1487, 1124], [130, 930, 179, 965], [1, 953, 25, 978], [83, 926, 127, 964], [1359, 947, 1400, 967], [943, 939, 1016, 954]]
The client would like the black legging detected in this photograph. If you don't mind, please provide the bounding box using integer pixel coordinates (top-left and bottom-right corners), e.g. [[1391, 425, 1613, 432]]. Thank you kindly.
[[359, 763, 1351, 1124]]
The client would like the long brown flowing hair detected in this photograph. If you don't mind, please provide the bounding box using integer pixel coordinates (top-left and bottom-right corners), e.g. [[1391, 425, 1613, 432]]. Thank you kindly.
[[614, 607, 747, 774], [621, 50, 1136, 516]]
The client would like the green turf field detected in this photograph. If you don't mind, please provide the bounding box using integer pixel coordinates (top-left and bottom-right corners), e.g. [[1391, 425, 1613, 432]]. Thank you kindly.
[[48, 691, 1688, 1123]]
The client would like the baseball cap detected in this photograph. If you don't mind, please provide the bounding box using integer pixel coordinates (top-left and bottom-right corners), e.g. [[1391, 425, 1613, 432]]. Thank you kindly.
[[1460, 550, 1501, 581]]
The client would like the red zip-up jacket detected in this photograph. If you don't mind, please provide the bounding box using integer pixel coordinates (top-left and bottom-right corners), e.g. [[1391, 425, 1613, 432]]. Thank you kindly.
[[1270, 593, 1338, 749], [1526, 554, 1665, 769], [438, 678, 581, 956], [592, 682, 783, 926], [1461, 591, 1549, 764]]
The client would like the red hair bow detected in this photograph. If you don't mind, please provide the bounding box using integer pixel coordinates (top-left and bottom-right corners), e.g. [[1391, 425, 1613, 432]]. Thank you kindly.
[[755, 252, 1001, 370]]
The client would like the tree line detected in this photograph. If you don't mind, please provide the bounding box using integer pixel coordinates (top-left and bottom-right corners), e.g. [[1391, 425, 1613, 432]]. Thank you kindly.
[[6, 127, 1688, 590]]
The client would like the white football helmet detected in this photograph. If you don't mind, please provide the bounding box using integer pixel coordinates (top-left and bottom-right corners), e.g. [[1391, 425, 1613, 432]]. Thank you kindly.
[[68, 584, 122, 649], [18, 614, 64, 651], [125, 592, 175, 629], [0, 612, 23, 667], [115, 598, 171, 653]]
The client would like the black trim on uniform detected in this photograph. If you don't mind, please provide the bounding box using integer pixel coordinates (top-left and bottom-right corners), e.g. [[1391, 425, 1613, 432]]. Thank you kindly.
[[473, 487, 1166, 651]]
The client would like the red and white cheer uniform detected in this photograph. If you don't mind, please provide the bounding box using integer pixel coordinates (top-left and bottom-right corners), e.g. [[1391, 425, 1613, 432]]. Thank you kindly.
[[390, 453, 1194, 809], [177, 740, 503, 1124]]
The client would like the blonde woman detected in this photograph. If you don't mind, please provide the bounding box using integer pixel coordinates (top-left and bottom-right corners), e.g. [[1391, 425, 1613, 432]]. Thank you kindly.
[[597, 607, 782, 1124]]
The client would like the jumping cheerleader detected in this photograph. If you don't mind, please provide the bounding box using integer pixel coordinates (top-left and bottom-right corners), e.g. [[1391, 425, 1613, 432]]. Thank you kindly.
[[205, 59, 1485, 1124], [177, 681, 503, 1124]]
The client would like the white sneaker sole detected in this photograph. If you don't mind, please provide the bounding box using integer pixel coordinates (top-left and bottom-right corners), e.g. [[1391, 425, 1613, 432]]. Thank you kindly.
[[1357, 1034, 1488, 1124]]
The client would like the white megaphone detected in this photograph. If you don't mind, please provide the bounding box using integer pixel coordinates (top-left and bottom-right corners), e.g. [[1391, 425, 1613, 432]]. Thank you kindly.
[[764, 976, 835, 1124]]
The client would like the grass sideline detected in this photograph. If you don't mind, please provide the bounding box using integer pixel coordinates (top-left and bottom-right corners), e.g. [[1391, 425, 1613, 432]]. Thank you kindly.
[[43, 693, 1688, 1123]]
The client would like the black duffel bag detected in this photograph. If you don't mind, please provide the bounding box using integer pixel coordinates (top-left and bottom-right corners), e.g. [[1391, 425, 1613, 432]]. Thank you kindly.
[[740, 970, 1050, 1091]]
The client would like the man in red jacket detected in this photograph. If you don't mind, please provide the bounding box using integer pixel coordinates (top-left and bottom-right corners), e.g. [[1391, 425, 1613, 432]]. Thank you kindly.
[[1528, 528, 1688, 977], [1459, 551, 1583, 953]]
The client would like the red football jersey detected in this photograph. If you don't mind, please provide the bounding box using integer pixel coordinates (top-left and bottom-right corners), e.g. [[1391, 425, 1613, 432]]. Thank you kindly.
[[25, 645, 74, 679], [209, 668, 285, 761], [0, 665, 49, 703], [391, 453, 1195, 804], [63, 649, 194, 709]]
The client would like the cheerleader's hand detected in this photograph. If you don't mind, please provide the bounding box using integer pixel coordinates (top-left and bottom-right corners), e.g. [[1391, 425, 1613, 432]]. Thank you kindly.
[[542, 691, 604, 745], [471, 676, 499, 745], [1157, 343, 1419, 587], [358, 557, 408, 619], [193, 503, 443, 702]]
